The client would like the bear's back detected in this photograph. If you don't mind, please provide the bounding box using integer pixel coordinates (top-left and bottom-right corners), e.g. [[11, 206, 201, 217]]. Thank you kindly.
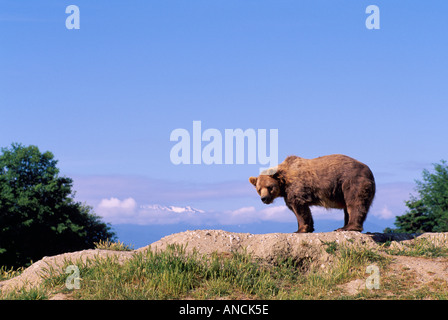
[[280, 154, 373, 184]]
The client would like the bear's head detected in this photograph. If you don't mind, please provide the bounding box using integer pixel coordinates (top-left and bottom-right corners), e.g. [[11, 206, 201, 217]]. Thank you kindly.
[[249, 174, 281, 204]]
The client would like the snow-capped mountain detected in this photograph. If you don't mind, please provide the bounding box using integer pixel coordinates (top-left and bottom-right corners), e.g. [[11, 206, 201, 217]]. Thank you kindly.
[[139, 204, 205, 214]]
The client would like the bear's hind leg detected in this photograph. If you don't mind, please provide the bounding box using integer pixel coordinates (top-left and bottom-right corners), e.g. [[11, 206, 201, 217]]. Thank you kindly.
[[336, 205, 366, 232]]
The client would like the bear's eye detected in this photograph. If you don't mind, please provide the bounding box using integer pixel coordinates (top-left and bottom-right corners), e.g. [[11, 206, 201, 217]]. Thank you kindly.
[[267, 186, 273, 191]]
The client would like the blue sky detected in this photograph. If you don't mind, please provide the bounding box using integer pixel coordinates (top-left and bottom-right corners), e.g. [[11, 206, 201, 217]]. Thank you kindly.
[[1, 1, 447, 248]]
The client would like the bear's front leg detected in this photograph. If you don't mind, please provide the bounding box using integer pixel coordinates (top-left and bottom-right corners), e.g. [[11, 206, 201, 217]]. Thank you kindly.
[[292, 205, 314, 233]]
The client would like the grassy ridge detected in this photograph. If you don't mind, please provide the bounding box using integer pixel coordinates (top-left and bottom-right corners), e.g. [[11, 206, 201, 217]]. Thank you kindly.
[[1, 237, 448, 300], [1, 244, 387, 300]]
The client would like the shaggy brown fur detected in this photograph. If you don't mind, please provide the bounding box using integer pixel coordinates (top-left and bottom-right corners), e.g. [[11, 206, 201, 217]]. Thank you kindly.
[[249, 154, 376, 233]]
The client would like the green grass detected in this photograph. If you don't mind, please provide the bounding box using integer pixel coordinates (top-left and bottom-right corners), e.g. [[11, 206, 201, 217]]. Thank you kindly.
[[1, 287, 48, 300], [384, 237, 448, 258], [0, 266, 25, 281], [94, 239, 134, 251], [322, 241, 339, 254], [1, 243, 392, 300], [2, 239, 447, 300]]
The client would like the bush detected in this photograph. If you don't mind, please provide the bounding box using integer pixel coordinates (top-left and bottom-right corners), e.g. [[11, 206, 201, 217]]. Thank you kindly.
[[0, 143, 115, 268], [386, 160, 448, 233]]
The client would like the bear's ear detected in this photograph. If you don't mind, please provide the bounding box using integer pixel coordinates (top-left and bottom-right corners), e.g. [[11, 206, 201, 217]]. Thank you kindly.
[[249, 177, 257, 187]]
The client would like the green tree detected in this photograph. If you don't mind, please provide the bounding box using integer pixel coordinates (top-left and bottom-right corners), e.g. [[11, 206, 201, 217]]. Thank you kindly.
[[0, 143, 115, 267], [385, 160, 448, 233]]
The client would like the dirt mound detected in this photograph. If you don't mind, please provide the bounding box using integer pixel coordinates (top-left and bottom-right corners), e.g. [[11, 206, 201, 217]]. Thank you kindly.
[[137, 230, 410, 267], [0, 249, 134, 293], [1, 230, 447, 297]]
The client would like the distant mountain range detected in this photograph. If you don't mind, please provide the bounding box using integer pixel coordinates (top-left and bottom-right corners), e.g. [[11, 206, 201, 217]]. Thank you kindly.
[[139, 204, 205, 214]]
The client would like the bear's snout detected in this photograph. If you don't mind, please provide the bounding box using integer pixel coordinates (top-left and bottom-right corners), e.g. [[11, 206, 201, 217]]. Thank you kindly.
[[261, 196, 272, 204]]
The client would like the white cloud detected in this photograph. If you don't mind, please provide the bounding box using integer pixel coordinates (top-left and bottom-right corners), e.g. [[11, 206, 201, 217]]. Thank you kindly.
[[96, 198, 345, 226], [372, 206, 395, 220], [96, 198, 294, 226], [97, 198, 211, 225], [97, 197, 138, 224], [98, 197, 137, 212], [368, 182, 414, 220], [219, 205, 343, 225], [259, 206, 292, 222], [310, 207, 344, 221], [91, 182, 414, 227], [219, 206, 258, 225]]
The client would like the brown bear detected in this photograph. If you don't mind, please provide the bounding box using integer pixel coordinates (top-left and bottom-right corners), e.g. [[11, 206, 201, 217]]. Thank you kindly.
[[249, 154, 375, 233]]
